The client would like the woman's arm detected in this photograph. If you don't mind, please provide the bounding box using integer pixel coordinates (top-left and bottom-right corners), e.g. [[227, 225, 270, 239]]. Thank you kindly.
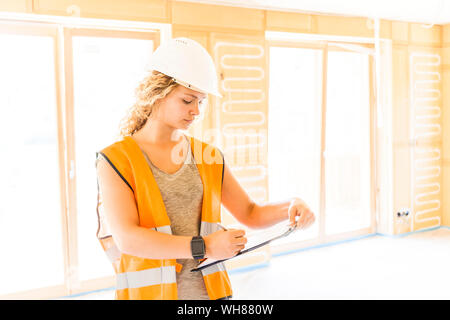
[[221, 162, 315, 230], [97, 158, 246, 260]]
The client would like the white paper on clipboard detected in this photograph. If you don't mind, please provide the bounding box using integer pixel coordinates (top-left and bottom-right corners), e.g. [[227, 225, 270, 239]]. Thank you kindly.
[[191, 222, 298, 272]]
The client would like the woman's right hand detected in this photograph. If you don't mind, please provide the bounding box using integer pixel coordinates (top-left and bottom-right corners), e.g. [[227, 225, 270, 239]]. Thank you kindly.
[[203, 229, 247, 260]]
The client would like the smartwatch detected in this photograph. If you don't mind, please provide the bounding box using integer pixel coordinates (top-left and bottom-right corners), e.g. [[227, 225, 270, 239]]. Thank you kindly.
[[191, 236, 206, 260]]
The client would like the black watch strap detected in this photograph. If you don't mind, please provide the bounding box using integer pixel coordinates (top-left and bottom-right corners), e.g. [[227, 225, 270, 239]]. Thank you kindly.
[[191, 236, 205, 260]]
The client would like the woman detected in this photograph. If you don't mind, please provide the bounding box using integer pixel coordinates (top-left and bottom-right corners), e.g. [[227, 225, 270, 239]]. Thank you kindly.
[[96, 37, 315, 300]]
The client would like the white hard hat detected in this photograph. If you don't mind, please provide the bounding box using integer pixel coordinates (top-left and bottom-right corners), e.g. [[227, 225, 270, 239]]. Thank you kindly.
[[148, 37, 222, 98]]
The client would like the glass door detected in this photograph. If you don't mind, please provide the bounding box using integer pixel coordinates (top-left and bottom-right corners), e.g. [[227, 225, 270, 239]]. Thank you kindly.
[[324, 48, 373, 235], [267, 41, 375, 253], [267, 45, 322, 246]]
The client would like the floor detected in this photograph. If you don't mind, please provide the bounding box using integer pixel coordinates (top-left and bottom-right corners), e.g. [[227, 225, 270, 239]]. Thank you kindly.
[[63, 227, 450, 300]]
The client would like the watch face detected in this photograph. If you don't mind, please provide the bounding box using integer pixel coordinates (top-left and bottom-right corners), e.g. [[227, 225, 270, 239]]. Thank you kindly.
[[192, 241, 202, 252], [192, 237, 205, 258]]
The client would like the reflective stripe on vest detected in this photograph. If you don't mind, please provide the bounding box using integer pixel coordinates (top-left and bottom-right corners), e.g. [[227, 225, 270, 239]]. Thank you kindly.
[[201, 261, 226, 277], [200, 221, 221, 235], [116, 265, 176, 290]]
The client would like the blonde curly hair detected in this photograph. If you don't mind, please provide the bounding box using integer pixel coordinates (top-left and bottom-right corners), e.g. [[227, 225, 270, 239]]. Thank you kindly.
[[119, 70, 179, 137]]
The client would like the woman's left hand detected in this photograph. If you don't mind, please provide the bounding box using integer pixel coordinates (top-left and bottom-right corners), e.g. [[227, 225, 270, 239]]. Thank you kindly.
[[288, 197, 315, 230]]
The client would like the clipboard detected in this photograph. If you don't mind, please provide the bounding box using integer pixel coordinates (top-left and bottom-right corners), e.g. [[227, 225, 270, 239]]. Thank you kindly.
[[190, 223, 298, 272]]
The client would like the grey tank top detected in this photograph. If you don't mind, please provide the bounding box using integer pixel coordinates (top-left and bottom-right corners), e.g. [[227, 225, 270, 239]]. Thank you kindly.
[[138, 136, 209, 300]]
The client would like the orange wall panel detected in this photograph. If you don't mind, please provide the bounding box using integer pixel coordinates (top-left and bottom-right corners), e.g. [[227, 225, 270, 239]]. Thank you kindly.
[[32, 0, 169, 22], [172, 1, 264, 32], [442, 25, 450, 227], [265, 10, 313, 33], [0, 0, 30, 13]]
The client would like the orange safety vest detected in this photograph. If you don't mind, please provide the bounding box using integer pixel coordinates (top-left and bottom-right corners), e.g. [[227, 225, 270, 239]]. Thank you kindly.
[[95, 135, 232, 300]]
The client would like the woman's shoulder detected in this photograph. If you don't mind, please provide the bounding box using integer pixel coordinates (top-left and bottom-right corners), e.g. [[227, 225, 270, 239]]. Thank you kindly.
[[96, 136, 136, 190], [96, 137, 134, 170]]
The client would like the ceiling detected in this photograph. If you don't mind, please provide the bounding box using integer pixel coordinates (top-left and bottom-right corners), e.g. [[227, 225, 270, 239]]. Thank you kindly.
[[179, 0, 450, 25]]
